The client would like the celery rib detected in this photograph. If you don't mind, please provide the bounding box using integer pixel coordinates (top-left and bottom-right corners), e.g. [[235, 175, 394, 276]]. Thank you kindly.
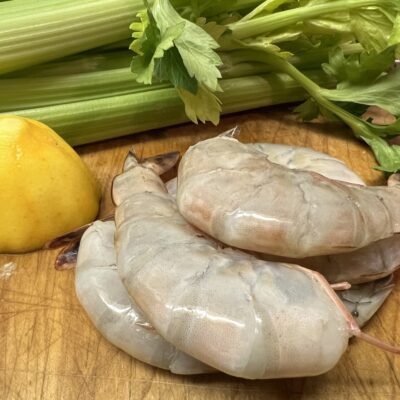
[[230, 0, 393, 39], [10, 70, 330, 146], [0, 69, 171, 111], [0, 0, 143, 75]]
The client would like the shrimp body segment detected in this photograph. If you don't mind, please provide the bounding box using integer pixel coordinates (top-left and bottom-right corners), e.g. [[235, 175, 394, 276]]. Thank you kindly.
[[177, 137, 400, 258], [75, 220, 213, 375], [113, 153, 353, 379], [250, 143, 365, 185]]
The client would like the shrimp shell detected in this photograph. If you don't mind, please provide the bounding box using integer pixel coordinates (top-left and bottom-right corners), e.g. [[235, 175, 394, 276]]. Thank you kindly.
[[177, 136, 400, 258], [250, 143, 365, 185]]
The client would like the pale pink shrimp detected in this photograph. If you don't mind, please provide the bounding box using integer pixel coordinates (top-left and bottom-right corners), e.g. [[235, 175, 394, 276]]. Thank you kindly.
[[177, 136, 400, 258]]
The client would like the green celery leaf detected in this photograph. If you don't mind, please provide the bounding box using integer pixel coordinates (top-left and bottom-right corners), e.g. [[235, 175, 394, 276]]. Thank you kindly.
[[322, 47, 395, 87], [294, 98, 320, 121], [177, 84, 222, 124], [130, 0, 224, 123], [152, 0, 222, 91], [321, 68, 400, 116], [350, 6, 397, 53], [130, 10, 150, 55], [130, 6, 184, 85], [362, 136, 400, 172], [196, 17, 227, 42], [388, 13, 400, 45], [154, 47, 198, 93], [304, 11, 352, 36]]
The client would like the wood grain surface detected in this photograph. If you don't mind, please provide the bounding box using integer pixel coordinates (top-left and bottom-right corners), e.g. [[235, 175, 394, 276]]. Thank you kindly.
[[1, 106, 399, 400]]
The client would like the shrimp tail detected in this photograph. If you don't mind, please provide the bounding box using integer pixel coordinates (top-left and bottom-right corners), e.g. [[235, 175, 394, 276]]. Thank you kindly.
[[44, 214, 114, 249], [55, 239, 80, 270]]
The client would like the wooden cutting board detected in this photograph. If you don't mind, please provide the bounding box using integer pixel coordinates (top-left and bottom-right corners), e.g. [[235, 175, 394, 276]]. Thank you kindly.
[[1, 107, 399, 400]]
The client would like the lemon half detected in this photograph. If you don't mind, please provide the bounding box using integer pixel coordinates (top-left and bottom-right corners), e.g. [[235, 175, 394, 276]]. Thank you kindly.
[[0, 116, 100, 253]]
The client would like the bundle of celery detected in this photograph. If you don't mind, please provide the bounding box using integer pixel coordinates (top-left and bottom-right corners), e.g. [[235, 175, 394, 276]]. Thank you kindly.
[[1, 0, 400, 171]]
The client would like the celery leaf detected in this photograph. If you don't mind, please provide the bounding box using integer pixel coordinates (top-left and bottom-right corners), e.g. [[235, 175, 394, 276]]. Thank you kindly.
[[363, 137, 400, 172], [152, 0, 222, 91], [130, 8, 184, 85], [350, 6, 397, 53], [322, 68, 400, 116], [154, 47, 198, 93], [322, 47, 395, 87], [177, 84, 222, 124], [294, 98, 320, 121], [388, 13, 400, 46], [196, 17, 227, 42], [130, 0, 224, 124]]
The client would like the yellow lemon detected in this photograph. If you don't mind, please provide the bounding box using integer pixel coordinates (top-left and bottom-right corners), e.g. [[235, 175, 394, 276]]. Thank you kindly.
[[0, 116, 101, 253]]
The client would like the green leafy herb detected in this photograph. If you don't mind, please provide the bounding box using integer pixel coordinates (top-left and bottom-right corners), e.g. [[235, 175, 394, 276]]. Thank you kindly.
[[130, 0, 223, 123]]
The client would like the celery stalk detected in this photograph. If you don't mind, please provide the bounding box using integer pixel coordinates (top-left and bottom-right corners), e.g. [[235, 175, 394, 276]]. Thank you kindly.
[[229, 0, 394, 39], [1, 44, 346, 112], [0, 0, 142, 75], [3, 51, 132, 78], [11, 70, 330, 146], [0, 69, 171, 111]]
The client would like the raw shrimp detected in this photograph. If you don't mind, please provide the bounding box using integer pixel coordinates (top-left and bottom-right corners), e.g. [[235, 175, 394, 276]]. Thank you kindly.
[[177, 136, 400, 258], [113, 150, 398, 380], [168, 143, 400, 284], [75, 219, 213, 375]]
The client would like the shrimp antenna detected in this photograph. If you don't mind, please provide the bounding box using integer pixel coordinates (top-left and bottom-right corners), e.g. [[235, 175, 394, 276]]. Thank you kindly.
[[330, 282, 351, 291], [351, 327, 400, 354], [310, 269, 400, 355], [342, 293, 400, 354]]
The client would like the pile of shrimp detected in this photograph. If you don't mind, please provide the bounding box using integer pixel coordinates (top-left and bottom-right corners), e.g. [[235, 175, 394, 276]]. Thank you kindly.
[[56, 131, 400, 379]]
